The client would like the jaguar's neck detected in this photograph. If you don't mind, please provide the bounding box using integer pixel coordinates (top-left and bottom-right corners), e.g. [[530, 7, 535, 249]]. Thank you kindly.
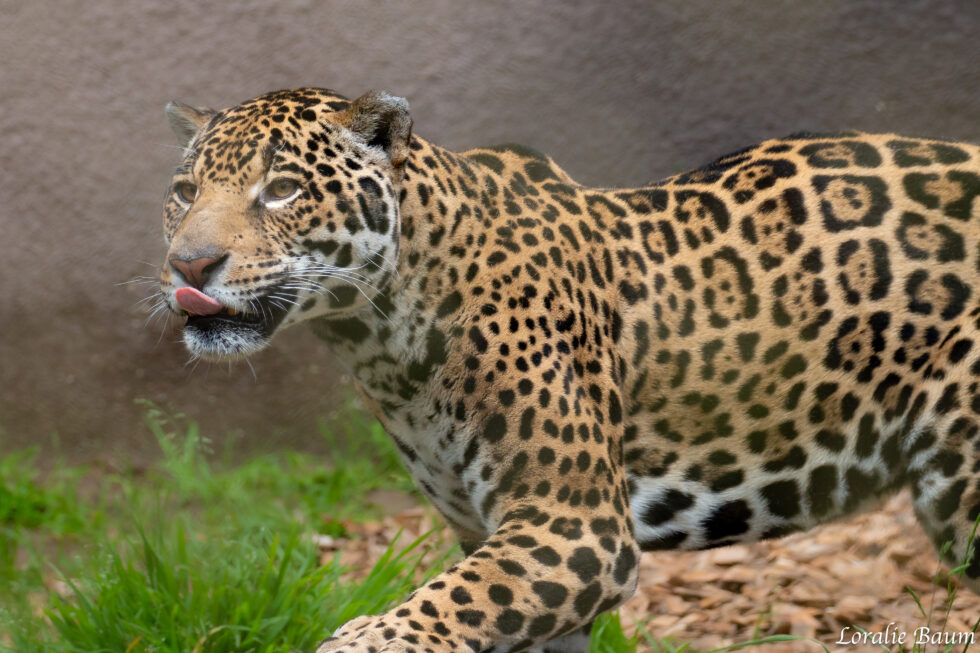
[[389, 137, 489, 294], [310, 136, 493, 411]]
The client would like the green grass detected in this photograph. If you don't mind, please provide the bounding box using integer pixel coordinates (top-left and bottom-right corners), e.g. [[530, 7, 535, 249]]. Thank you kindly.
[[0, 404, 438, 652], [890, 515, 980, 653], [10, 528, 432, 653], [0, 448, 88, 577]]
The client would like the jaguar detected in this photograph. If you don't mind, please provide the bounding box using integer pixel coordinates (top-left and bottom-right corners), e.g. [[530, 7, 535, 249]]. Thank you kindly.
[[158, 86, 980, 652]]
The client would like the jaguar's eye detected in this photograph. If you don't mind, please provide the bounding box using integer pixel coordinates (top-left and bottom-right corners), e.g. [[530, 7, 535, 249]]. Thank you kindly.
[[174, 181, 198, 204], [264, 178, 300, 201]]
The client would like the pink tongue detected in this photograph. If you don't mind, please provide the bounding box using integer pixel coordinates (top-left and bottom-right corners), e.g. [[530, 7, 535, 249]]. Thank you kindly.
[[175, 287, 223, 316]]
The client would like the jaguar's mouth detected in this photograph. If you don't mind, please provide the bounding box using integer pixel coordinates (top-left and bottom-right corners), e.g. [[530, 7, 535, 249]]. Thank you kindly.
[[175, 287, 294, 361], [185, 306, 267, 332]]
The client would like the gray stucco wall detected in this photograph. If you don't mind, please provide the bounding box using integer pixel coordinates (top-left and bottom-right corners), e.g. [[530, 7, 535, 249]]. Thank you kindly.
[[1, 0, 978, 460]]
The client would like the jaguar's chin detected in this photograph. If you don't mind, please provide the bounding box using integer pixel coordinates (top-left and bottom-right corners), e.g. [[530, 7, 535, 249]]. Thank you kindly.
[[181, 319, 274, 362]]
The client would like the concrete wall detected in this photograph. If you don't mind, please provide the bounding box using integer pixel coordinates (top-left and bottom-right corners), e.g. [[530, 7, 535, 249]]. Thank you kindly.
[[1, 0, 978, 461]]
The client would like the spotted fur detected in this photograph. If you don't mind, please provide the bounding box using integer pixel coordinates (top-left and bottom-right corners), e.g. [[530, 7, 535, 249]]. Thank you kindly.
[[158, 88, 980, 652]]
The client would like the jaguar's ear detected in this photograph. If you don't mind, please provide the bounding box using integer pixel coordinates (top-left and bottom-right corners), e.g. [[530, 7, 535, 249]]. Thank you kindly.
[[337, 91, 413, 168], [165, 101, 215, 148]]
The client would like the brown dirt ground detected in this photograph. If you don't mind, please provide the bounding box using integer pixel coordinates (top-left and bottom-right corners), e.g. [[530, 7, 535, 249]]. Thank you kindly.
[[321, 492, 980, 652]]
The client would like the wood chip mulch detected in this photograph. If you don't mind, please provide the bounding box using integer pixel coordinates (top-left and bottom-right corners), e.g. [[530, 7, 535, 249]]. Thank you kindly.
[[620, 492, 980, 651], [316, 492, 980, 652]]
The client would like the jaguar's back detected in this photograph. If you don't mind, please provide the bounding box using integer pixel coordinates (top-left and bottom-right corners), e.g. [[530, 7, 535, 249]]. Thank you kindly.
[[605, 135, 980, 558]]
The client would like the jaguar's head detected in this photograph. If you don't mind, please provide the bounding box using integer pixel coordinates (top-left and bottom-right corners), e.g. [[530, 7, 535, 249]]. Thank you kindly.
[[159, 88, 412, 361]]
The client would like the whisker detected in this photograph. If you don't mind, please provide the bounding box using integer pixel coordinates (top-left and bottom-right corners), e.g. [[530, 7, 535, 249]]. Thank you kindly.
[[318, 273, 390, 321], [135, 295, 162, 308], [144, 303, 171, 328], [117, 276, 161, 287], [151, 310, 177, 346], [157, 142, 198, 157], [268, 294, 301, 308]]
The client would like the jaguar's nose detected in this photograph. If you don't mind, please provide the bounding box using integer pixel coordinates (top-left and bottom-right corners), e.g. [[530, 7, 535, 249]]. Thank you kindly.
[[168, 253, 228, 290]]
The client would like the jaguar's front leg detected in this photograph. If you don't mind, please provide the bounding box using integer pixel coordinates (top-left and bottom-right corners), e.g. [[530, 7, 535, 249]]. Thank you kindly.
[[317, 397, 640, 652]]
